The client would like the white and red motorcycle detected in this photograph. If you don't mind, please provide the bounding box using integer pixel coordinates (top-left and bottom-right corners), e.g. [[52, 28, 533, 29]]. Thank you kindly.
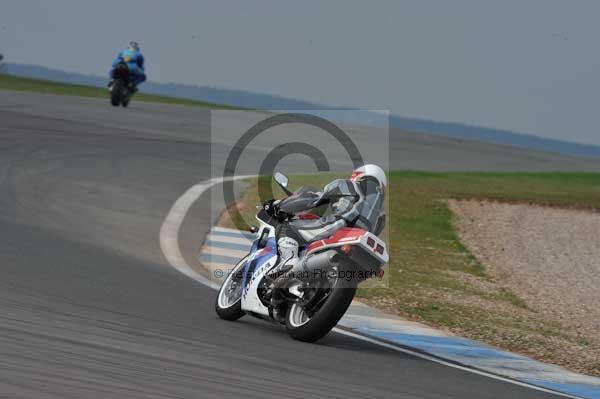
[[215, 172, 388, 342]]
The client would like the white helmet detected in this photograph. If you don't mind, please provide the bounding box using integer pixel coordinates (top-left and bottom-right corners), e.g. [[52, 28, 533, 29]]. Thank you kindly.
[[128, 41, 140, 52], [350, 164, 387, 189]]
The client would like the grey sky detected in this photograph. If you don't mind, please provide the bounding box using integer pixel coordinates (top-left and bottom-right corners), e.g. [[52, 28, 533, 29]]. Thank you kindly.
[[2, 0, 599, 145]]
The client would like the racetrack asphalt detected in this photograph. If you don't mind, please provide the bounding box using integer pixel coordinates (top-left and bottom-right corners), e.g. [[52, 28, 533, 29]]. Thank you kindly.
[[1, 90, 597, 398]]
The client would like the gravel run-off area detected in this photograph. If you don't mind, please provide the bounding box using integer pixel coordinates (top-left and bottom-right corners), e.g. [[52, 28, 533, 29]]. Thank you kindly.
[[449, 199, 600, 374]]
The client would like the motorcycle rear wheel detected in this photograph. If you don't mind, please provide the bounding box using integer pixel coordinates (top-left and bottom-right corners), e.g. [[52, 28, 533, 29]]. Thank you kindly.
[[285, 268, 356, 342]]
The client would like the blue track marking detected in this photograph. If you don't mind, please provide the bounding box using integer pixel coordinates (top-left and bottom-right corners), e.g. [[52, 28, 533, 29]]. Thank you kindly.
[[199, 253, 243, 265], [210, 229, 256, 241], [360, 331, 526, 360], [205, 240, 252, 252]]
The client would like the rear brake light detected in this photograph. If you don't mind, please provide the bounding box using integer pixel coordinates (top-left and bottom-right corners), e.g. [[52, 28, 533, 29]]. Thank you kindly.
[[367, 237, 375, 248], [340, 244, 353, 254], [375, 244, 384, 255]]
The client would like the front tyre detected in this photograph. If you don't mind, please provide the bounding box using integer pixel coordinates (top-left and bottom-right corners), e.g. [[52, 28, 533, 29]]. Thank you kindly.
[[285, 269, 356, 342], [110, 80, 123, 107], [215, 256, 248, 321]]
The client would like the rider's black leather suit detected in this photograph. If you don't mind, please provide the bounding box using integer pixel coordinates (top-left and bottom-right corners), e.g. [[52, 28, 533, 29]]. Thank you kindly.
[[277, 176, 385, 246]]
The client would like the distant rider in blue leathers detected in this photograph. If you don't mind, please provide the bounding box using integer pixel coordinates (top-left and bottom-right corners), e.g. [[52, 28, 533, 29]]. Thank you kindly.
[[109, 41, 146, 91]]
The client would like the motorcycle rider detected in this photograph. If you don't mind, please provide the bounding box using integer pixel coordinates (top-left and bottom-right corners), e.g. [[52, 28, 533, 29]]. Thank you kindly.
[[264, 164, 387, 272], [108, 41, 146, 91]]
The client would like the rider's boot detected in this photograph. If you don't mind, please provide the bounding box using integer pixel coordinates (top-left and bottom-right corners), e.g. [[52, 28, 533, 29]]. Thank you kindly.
[[270, 236, 299, 277], [269, 236, 303, 320]]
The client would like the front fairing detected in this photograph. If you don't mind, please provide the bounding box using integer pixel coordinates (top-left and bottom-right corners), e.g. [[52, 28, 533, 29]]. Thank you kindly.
[[241, 236, 277, 290], [240, 220, 278, 316], [256, 208, 278, 226]]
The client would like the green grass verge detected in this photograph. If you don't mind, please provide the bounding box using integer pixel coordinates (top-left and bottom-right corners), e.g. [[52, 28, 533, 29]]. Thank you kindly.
[[0, 73, 245, 110], [219, 171, 600, 375]]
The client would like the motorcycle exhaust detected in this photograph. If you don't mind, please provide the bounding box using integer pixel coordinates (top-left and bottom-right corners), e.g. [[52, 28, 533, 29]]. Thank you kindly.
[[292, 250, 340, 276], [270, 250, 341, 310]]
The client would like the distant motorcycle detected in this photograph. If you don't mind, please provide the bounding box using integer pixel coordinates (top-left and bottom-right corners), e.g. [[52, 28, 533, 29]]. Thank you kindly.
[[109, 62, 134, 108], [215, 172, 388, 342]]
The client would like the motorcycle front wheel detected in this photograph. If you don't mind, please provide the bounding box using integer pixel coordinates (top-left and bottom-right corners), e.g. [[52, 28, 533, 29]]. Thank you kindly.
[[110, 80, 124, 107], [285, 267, 356, 342], [215, 256, 248, 321]]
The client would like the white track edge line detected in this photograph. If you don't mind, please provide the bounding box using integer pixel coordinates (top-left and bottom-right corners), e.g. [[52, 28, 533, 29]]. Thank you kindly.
[[159, 175, 253, 290], [332, 328, 582, 399], [159, 177, 584, 399]]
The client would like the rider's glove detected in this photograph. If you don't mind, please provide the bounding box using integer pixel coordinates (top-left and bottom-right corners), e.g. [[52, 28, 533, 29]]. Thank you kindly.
[[263, 199, 280, 216]]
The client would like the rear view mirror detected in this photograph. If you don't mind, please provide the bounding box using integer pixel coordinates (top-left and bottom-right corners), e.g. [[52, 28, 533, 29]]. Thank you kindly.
[[274, 172, 292, 195], [274, 172, 289, 188]]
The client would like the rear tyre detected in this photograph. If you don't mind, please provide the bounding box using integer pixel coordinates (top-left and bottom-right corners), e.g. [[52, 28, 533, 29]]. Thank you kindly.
[[285, 268, 356, 342], [215, 256, 248, 321], [121, 87, 134, 107]]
